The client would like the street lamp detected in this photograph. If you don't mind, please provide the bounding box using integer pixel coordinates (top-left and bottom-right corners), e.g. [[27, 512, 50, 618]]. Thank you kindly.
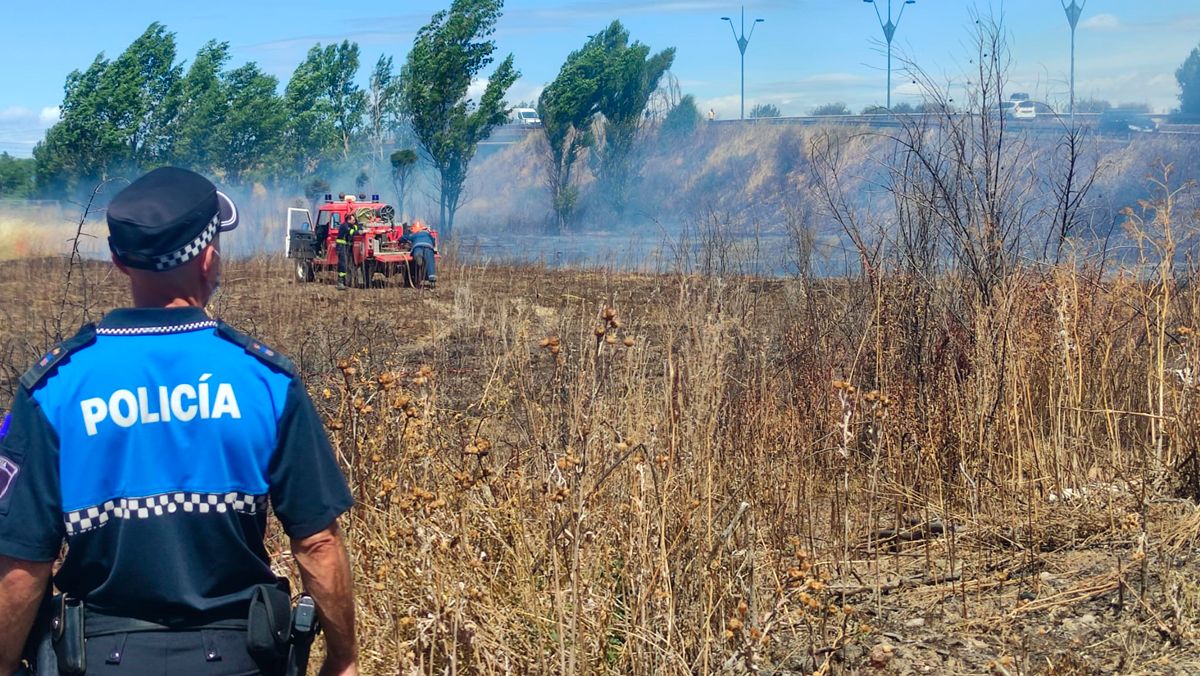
[[863, 0, 916, 110], [721, 7, 764, 120], [1061, 0, 1086, 122]]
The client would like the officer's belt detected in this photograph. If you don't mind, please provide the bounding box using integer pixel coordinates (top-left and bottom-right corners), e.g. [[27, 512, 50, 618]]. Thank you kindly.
[[85, 609, 248, 637], [335, 239, 348, 245]]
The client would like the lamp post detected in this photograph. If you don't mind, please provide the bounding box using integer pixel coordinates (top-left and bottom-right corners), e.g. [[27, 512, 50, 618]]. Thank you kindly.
[[863, 0, 916, 110], [1061, 0, 1086, 122], [721, 7, 764, 120]]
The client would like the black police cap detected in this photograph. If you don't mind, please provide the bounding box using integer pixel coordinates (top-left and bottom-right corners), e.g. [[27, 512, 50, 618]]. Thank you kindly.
[[107, 167, 239, 272]]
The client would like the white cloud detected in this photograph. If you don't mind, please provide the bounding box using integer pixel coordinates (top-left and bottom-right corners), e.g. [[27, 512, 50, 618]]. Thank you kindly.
[[696, 94, 741, 119], [1082, 14, 1121, 31], [0, 104, 59, 157], [466, 78, 490, 102], [507, 82, 544, 106], [0, 106, 33, 122]]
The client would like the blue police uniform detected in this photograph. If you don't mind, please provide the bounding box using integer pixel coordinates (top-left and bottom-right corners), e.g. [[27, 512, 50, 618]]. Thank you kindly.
[[0, 306, 352, 672]]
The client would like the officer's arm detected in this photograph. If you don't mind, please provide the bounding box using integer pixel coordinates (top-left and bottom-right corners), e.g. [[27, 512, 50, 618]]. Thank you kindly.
[[0, 555, 51, 672], [292, 523, 357, 676]]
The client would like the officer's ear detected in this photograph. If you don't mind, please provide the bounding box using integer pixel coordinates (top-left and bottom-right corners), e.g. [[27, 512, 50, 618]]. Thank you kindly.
[[200, 241, 221, 283]]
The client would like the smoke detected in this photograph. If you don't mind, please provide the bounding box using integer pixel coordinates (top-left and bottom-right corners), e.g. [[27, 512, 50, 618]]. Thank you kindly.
[[3, 127, 1197, 275], [449, 119, 1200, 272]]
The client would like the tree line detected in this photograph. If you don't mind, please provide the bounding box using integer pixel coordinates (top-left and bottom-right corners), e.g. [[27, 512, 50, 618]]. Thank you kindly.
[[13, 0, 1200, 236], [18, 1, 682, 237], [26, 0, 523, 237]]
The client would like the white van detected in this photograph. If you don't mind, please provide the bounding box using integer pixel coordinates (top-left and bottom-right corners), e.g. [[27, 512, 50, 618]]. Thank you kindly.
[[511, 108, 541, 126]]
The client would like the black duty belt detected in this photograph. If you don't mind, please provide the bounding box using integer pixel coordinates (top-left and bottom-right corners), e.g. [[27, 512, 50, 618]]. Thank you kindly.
[[85, 609, 248, 638]]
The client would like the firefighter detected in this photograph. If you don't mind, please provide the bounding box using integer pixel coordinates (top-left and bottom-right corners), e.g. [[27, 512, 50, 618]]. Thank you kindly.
[[0, 167, 358, 675], [401, 221, 437, 289], [336, 213, 358, 290]]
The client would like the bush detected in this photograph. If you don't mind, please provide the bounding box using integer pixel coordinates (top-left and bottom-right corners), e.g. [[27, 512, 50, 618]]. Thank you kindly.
[[661, 94, 702, 137], [749, 103, 781, 118], [811, 102, 850, 116]]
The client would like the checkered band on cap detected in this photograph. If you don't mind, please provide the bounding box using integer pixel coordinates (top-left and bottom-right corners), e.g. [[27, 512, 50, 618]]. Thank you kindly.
[[148, 214, 220, 271], [64, 491, 267, 535]]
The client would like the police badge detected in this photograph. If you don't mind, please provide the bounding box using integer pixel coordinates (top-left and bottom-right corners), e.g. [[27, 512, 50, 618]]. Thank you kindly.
[[0, 413, 14, 501], [0, 455, 17, 501]]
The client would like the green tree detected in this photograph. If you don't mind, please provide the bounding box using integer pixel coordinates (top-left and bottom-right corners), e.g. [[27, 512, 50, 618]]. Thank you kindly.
[[367, 55, 403, 169], [214, 63, 285, 185], [281, 41, 365, 178], [593, 21, 674, 214], [661, 94, 701, 137], [811, 102, 850, 116], [390, 149, 418, 218], [0, 153, 35, 198], [537, 31, 608, 231], [1177, 45, 1200, 115], [101, 22, 182, 166], [35, 55, 116, 191], [170, 40, 230, 171], [36, 23, 180, 190], [323, 42, 367, 161], [749, 102, 780, 118], [401, 0, 519, 238]]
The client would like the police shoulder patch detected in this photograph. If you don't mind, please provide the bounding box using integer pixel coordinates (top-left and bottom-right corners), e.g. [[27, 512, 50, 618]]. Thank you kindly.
[[215, 322, 296, 375], [19, 324, 97, 391]]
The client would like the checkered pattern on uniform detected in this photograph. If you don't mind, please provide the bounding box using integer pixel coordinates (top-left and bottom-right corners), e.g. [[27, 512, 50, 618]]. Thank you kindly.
[[151, 215, 220, 271], [96, 320, 218, 337], [64, 491, 267, 535]]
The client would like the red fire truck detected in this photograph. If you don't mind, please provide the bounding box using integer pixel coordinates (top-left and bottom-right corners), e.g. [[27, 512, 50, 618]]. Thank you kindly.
[[285, 193, 438, 288]]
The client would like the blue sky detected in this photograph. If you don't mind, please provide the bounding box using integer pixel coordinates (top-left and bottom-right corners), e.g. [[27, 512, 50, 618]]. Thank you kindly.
[[1, 0, 1197, 156]]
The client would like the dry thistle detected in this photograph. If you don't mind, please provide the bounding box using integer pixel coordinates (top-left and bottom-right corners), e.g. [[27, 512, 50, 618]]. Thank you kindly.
[[622, 336, 635, 347]]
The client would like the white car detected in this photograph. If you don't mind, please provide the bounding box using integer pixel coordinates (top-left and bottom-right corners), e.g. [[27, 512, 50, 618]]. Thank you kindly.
[[1011, 100, 1036, 120]]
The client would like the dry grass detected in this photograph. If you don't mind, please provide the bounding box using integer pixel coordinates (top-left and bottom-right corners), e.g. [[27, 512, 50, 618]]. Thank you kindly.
[[5, 220, 1200, 673]]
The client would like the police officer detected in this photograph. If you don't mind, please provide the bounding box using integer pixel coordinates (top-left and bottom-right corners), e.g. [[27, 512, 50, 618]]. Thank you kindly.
[[0, 167, 358, 675], [335, 214, 358, 290]]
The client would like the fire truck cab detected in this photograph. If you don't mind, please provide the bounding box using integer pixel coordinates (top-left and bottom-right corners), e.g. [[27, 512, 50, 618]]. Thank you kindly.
[[286, 193, 438, 288]]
